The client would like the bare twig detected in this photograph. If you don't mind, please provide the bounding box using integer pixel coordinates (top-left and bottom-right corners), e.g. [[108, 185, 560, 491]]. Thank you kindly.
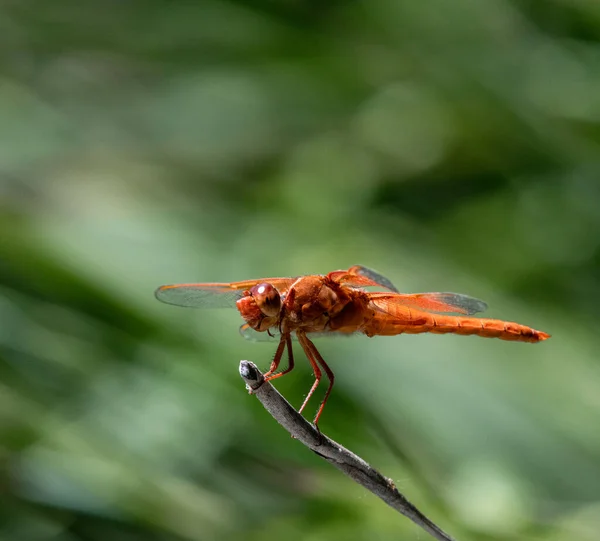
[[239, 360, 457, 541]]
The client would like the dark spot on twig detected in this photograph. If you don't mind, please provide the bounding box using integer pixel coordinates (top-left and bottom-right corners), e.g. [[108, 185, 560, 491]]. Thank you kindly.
[[239, 360, 258, 381]]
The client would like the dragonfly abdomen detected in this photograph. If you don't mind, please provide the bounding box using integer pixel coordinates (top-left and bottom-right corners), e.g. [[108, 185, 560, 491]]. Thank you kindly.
[[366, 311, 550, 343], [430, 315, 550, 343]]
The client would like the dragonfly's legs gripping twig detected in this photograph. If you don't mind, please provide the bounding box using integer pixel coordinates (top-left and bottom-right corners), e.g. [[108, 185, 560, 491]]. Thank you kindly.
[[263, 333, 285, 380], [301, 335, 335, 428], [264, 333, 295, 382], [297, 332, 335, 429], [296, 333, 322, 416]]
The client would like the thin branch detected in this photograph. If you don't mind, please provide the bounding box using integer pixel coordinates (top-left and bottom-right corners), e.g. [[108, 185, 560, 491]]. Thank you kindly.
[[239, 360, 457, 541]]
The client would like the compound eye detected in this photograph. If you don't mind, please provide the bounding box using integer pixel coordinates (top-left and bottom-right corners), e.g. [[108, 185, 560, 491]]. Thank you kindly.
[[250, 283, 281, 317]]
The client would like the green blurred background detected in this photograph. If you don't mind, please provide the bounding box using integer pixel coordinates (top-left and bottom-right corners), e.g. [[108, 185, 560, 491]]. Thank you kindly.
[[1, 1, 599, 540]]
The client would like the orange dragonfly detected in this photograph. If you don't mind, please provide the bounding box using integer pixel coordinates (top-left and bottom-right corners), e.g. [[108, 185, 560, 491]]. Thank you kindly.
[[155, 265, 550, 427]]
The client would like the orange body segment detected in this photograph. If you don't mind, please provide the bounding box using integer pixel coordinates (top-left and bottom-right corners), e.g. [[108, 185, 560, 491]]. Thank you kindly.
[[363, 307, 550, 343]]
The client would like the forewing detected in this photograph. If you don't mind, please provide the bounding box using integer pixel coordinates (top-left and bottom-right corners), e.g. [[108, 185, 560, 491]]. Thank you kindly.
[[155, 283, 243, 308], [155, 276, 298, 308], [239, 324, 359, 342], [369, 292, 488, 315], [348, 265, 399, 292], [329, 265, 399, 292]]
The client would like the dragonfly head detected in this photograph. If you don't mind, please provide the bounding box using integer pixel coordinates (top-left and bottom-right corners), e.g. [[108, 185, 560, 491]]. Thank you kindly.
[[236, 283, 282, 330]]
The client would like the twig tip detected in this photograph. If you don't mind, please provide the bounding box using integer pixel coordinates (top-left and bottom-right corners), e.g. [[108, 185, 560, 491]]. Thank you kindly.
[[239, 360, 264, 393]]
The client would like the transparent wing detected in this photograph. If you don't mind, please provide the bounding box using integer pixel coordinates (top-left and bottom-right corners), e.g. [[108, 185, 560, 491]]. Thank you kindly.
[[328, 265, 399, 292], [348, 265, 399, 292], [155, 276, 298, 308], [155, 283, 244, 308], [369, 292, 488, 316], [239, 324, 360, 342]]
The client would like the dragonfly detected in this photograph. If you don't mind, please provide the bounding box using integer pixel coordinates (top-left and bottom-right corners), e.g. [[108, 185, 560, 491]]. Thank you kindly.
[[155, 265, 550, 427]]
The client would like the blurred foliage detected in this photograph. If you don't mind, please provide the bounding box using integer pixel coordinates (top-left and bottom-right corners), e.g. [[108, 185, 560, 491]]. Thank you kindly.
[[1, 1, 600, 540]]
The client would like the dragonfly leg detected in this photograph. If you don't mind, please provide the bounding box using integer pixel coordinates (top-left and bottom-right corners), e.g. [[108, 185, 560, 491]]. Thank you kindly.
[[300, 334, 335, 428], [264, 333, 286, 380], [297, 332, 334, 430], [296, 333, 322, 418], [264, 333, 295, 381]]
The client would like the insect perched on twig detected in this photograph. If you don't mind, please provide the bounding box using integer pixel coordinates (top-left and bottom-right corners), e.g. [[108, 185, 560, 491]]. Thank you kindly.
[[156, 265, 550, 428]]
